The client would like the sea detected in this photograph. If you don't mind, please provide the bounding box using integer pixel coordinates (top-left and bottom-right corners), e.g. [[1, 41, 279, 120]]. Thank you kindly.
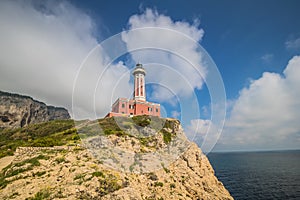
[[207, 150, 300, 200]]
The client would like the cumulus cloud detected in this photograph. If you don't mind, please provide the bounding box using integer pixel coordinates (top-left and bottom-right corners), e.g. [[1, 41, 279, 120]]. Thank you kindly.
[[187, 56, 300, 151], [121, 8, 206, 103], [212, 56, 300, 151], [0, 0, 131, 119], [0, 3, 206, 120]]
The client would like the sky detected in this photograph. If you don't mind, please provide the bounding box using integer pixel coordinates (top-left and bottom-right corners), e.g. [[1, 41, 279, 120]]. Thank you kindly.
[[0, 0, 299, 152]]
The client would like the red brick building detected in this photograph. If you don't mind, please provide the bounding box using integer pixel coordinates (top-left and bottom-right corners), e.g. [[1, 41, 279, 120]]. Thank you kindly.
[[105, 64, 160, 117]]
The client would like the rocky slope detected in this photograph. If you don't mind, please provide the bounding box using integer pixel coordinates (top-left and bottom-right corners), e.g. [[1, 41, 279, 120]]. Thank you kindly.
[[0, 116, 233, 200], [0, 91, 70, 128]]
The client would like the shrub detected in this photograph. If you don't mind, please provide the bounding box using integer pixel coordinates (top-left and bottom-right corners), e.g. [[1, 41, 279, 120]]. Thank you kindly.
[[26, 189, 51, 200], [92, 171, 105, 178], [55, 157, 66, 164], [147, 172, 158, 181], [98, 174, 122, 196], [161, 129, 172, 144], [132, 115, 151, 127], [154, 181, 164, 187]]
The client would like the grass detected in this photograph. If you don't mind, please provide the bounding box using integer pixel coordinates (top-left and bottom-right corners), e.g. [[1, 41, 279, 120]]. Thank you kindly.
[[74, 173, 86, 185], [74, 173, 86, 181], [0, 120, 78, 158], [0, 116, 179, 159], [26, 188, 51, 200], [0, 154, 49, 189], [161, 163, 170, 173], [32, 171, 46, 177]]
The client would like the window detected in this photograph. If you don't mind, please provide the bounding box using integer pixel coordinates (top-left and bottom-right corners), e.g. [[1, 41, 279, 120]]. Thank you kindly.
[[129, 105, 134, 109], [122, 103, 125, 108], [156, 108, 158, 112], [148, 107, 152, 111]]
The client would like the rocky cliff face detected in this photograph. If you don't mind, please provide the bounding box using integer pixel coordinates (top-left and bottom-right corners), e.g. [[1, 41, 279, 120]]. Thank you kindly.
[[0, 91, 70, 128], [0, 117, 233, 199]]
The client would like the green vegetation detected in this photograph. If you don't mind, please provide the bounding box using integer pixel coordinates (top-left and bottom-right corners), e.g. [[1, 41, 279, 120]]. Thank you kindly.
[[55, 157, 66, 164], [26, 188, 51, 200], [0, 116, 178, 160], [154, 181, 164, 187], [32, 171, 46, 177], [98, 174, 122, 197], [0, 120, 78, 158], [132, 115, 151, 127], [79, 115, 176, 146], [74, 173, 86, 185], [161, 163, 170, 173], [92, 171, 105, 178], [161, 129, 172, 144], [74, 173, 86, 181], [0, 154, 49, 189]]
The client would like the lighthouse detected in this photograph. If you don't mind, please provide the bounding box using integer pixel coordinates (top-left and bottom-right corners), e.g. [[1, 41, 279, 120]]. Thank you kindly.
[[105, 63, 161, 118], [133, 63, 146, 101]]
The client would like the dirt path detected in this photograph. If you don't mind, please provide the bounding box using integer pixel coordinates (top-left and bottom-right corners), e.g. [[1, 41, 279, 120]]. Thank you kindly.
[[0, 156, 15, 171]]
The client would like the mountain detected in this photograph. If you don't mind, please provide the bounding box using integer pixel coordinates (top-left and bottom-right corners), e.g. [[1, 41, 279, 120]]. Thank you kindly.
[[0, 90, 70, 128], [0, 116, 233, 199]]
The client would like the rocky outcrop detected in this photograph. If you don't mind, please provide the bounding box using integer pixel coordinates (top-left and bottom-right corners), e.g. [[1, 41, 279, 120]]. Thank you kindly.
[[0, 90, 70, 128], [0, 117, 233, 199], [0, 144, 233, 200]]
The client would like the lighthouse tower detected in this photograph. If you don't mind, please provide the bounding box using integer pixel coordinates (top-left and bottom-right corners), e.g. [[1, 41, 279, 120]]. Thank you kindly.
[[133, 63, 146, 101], [105, 63, 160, 118]]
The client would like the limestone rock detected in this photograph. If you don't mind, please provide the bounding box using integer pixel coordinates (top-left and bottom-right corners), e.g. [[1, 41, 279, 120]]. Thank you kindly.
[[0, 117, 233, 199], [0, 90, 70, 128]]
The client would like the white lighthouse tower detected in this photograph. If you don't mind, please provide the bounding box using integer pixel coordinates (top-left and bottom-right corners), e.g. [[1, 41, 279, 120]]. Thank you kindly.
[[132, 63, 146, 101]]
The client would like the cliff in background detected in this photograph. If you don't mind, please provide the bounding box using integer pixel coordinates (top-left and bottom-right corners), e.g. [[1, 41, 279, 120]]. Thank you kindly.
[[0, 91, 70, 128]]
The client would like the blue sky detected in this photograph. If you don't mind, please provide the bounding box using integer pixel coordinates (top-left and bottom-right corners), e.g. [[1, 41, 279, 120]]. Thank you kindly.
[[0, 0, 299, 151], [72, 0, 300, 95]]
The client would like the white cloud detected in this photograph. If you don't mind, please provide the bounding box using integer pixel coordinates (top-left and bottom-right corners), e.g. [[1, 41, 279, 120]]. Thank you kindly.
[[0, 0, 132, 119], [186, 119, 211, 138], [285, 37, 300, 50], [187, 56, 300, 151], [261, 53, 274, 63], [219, 55, 300, 150], [121, 8, 206, 103]]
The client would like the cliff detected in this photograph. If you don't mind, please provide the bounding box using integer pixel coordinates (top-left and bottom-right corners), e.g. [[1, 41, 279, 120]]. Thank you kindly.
[[0, 91, 70, 128], [0, 116, 233, 200]]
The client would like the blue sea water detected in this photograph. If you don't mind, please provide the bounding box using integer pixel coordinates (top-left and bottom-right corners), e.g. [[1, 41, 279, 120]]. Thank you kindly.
[[207, 150, 300, 200]]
